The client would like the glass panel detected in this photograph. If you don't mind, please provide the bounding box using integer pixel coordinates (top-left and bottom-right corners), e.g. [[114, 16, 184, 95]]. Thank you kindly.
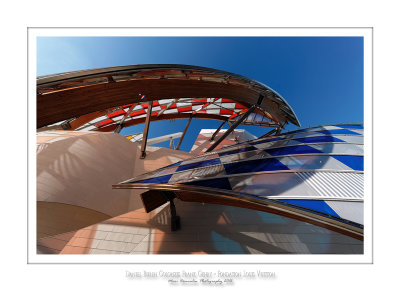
[[249, 137, 283, 146], [183, 177, 232, 190], [281, 124, 363, 135], [325, 201, 364, 224], [179, 154, 219, 165], [176, 158, 221, 172], [309, 143, 363, 155], [315, 129, 362, 136], [277, 155, 357, 171], [169, 164, 226, 183], [332, 155, 364, 171], [131, 174, 173, 184], [229, 172, 318, 198], [279, 200, 340, 218], [281, 131, 328, 139], [332, 135, 363, 144], [251, 139, 298, 150], [218, 145, 258, 156], [223, 158, 289, 175], [294, 136, 345, 143], [264, 145, 322, 156], [219, 150, 263, 164]]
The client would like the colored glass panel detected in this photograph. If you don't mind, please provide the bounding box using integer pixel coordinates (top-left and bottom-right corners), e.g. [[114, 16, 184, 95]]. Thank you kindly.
[[183, 177, 232, 190], [224, 158, 290, 175], [264, 145, 322, 156], [176, 158, 221, 172], [280, 199, 340, 218], [249, 137, 283, 146], [219, 146, 258, 156], [96, 119, 113, 127], [294, 136, 345, 143], [130, 174, 173, 184], [332, 155, 364, 171]]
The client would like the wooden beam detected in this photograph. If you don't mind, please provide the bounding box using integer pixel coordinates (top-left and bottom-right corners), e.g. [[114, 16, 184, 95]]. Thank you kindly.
[[37, 78, 286, 128]]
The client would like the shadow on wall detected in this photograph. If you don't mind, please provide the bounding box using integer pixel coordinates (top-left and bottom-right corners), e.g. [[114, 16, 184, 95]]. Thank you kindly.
[[36, 131, 194, 217], [36, 131, 194, 244]]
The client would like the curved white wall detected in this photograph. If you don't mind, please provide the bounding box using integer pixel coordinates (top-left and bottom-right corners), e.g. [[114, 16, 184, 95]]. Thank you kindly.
[[37, 130, 194, 217]]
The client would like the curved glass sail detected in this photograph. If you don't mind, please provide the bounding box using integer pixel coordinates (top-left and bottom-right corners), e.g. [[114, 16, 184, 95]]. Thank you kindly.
[[113, 123, 364, 239]]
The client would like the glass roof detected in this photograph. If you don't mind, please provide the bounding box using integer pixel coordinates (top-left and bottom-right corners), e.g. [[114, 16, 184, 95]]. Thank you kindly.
[[114, 124, 364, 238]]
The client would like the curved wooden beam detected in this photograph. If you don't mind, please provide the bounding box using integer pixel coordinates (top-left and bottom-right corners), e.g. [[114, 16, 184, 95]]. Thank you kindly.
[[37, 79, 286, 128]]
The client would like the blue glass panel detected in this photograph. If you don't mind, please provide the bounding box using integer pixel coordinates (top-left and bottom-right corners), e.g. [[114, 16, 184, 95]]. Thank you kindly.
[[264, 145, 322, 156], [280, 200, 340, 218], [337, 124, 363, 129], [219, 146, 258, 156], [224, 158, 290, 175], [183, 177, 232, 190], [131, 174, 172, 184], [294, 136, 345, 143], [316, 129, 361, 135], [249, 137, 283, 146], [332, 155, 364, 171], [176, 158, 221, 172]]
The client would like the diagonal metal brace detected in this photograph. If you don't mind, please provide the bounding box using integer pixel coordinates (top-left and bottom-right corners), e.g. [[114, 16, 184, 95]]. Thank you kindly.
[[176, 115, 192, 150], [205, 104, 257, 152], [260, 128, 277, 138], [210, 120, 227, 141], [140, 101, 153, 159]]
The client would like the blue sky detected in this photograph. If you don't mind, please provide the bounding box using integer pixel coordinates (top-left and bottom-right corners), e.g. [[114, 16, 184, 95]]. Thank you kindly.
[[37, 37, 363, 152]]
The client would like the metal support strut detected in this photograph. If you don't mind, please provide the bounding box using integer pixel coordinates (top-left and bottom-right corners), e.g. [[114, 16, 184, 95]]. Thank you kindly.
[[140, 101, 153, 159], [169, 199, 181, 231], [228, 121, 239, 141], [206, 104, 257, 152], [206, 95, 264, 152], [210, 120, 227, 141], [161, 191, 181, 231], [260, 128, 277, 138], [114, 104, 136, 134], [176, 115, 192, 150]]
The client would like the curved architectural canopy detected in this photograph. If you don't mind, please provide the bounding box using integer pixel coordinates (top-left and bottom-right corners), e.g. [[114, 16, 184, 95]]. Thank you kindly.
[[114, 124, 364, 240], [37, 64, 300, 130]]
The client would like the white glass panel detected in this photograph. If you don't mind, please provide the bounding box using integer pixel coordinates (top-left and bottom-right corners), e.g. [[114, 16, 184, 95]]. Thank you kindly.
[[229, 173, 318, 198], [309, 144, 363, 155], [278, 155, 353, 171]]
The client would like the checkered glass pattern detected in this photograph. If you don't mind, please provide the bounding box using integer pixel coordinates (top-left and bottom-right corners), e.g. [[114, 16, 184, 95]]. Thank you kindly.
[[73, 98, 269, 131], [118, 124, 364, 228]]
